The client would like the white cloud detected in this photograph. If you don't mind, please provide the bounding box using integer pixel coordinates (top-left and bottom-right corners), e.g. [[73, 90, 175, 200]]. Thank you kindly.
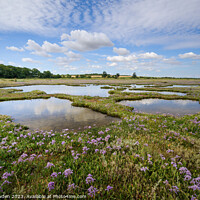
[[107, 62, 117, 67], [22, 57, 40, 63], [65, 51, 82, 60], [0, 60, 4, 64], [163, 58, 181, 65], [25, 40, 67, 57], [0, 0, 75, 36], [6, 46, 24, 52], [0, 1, 199, 48], [107, 55, 137, 62], [42, 41, 67, 53], [90, 65, 102, 69], [50, 53, 81, 67], [25, 40, 51, 57], [113, 47, 130, 55], [93, 0, 200, 48], [179, 52, 200, 59], [61, 30, 113, 51], [139, 52, 163, 59]]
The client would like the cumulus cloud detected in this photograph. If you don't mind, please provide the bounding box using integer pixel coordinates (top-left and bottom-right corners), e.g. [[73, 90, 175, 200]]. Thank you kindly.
[[61, 30, 113, 51], [22, 57, 40, 63], [25, 40, 51, 57], [25, 40, 68, 57], [107, 55, 137, 62], [139, 52, 163, 59], [6, 46, 24, 52], [65, 51, 82, 60], [113, 47, 130, 55], [179, 52, 200, 59], [42, 41, 67, 53]]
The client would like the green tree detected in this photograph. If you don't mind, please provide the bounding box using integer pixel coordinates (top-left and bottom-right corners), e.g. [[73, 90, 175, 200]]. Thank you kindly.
[[116, 73, 120, 78], [42, 70, 53, 78], [32, 68, 41, 78], [132, 72, 137, 78], [102, 71, 107, 78]]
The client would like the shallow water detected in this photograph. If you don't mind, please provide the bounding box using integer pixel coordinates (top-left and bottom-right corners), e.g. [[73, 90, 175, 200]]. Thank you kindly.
[[118, 99, 200, 115], [164, 85, 200, 88], [0, 97, 118, 131], [124, 89, 186, 96], [3, 84, 110, 97]]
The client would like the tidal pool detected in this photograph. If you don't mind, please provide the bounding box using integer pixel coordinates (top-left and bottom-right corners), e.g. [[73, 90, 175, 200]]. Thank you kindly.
[[164, 85, 200, 88], [0, 97, 118, 131], [3, 84, 110, 97], [124, 89, 186, 96], [118, 99, 200, 115]]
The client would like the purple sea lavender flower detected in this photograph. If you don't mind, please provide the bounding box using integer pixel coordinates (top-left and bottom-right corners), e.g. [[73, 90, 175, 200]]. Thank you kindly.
[[184, 175, 192, 181], [178, 162, 183, 165], [51, 140, 56, 145], [160, 154, 166, 160], [179, 167, 191, 176], [86, 174, 95, 184], [163, 180, 169, 185], [88, 186, 98, 197], [67, 183, 76, 191], [105, 185, 113, 191], [20, 153, 28, 158], [98, 131, 104, 135], [2, 172, 12, 179], [51, 172, 58, 178], [100, 150, 106, 155], [61, 141, 65, 145], [45, 162, 55, 168], [18, 158, 24, 163], [95, 149, 99, 153], [169, 186, 179, 194], [188, 185, 200, 191], [105, 135, 111, 142], [83, 146, 89, 151], [134, 141, 139, 145], [140, 167, 148, 172], [1, 180, 12, 186], [166, 149, 174, 153], [63, 169, 73, 177], [191, 194, 198, 200], [171, 162, 177, 169], [48, 182, 55, 191]]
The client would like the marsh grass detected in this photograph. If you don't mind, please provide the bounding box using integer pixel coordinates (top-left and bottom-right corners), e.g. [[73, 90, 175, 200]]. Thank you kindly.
[[0, 80, 200, 199]]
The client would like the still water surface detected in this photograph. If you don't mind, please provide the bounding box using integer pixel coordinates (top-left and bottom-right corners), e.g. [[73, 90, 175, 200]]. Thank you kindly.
[[119, 99, 200, 115], [3, 85, 110, 97], [0, 97, 118, 131], [124, 89, 186, 96]]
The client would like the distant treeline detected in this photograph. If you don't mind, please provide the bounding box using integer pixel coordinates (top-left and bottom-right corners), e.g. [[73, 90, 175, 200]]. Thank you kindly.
[[0, 64, 61, 78]]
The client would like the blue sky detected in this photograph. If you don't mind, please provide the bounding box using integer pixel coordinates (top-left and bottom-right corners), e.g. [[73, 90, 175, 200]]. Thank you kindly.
[[0, 0, 200, 77]]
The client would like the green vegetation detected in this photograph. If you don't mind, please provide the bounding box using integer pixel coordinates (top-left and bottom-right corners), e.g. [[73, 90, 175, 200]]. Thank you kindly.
[[0, 64, 62, 79], [0, 80, 200, 199], [132, 72, 137, 79]]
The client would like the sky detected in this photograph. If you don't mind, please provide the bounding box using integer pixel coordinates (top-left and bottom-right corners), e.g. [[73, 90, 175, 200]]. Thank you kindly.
[[0, 0, 200, 77]]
